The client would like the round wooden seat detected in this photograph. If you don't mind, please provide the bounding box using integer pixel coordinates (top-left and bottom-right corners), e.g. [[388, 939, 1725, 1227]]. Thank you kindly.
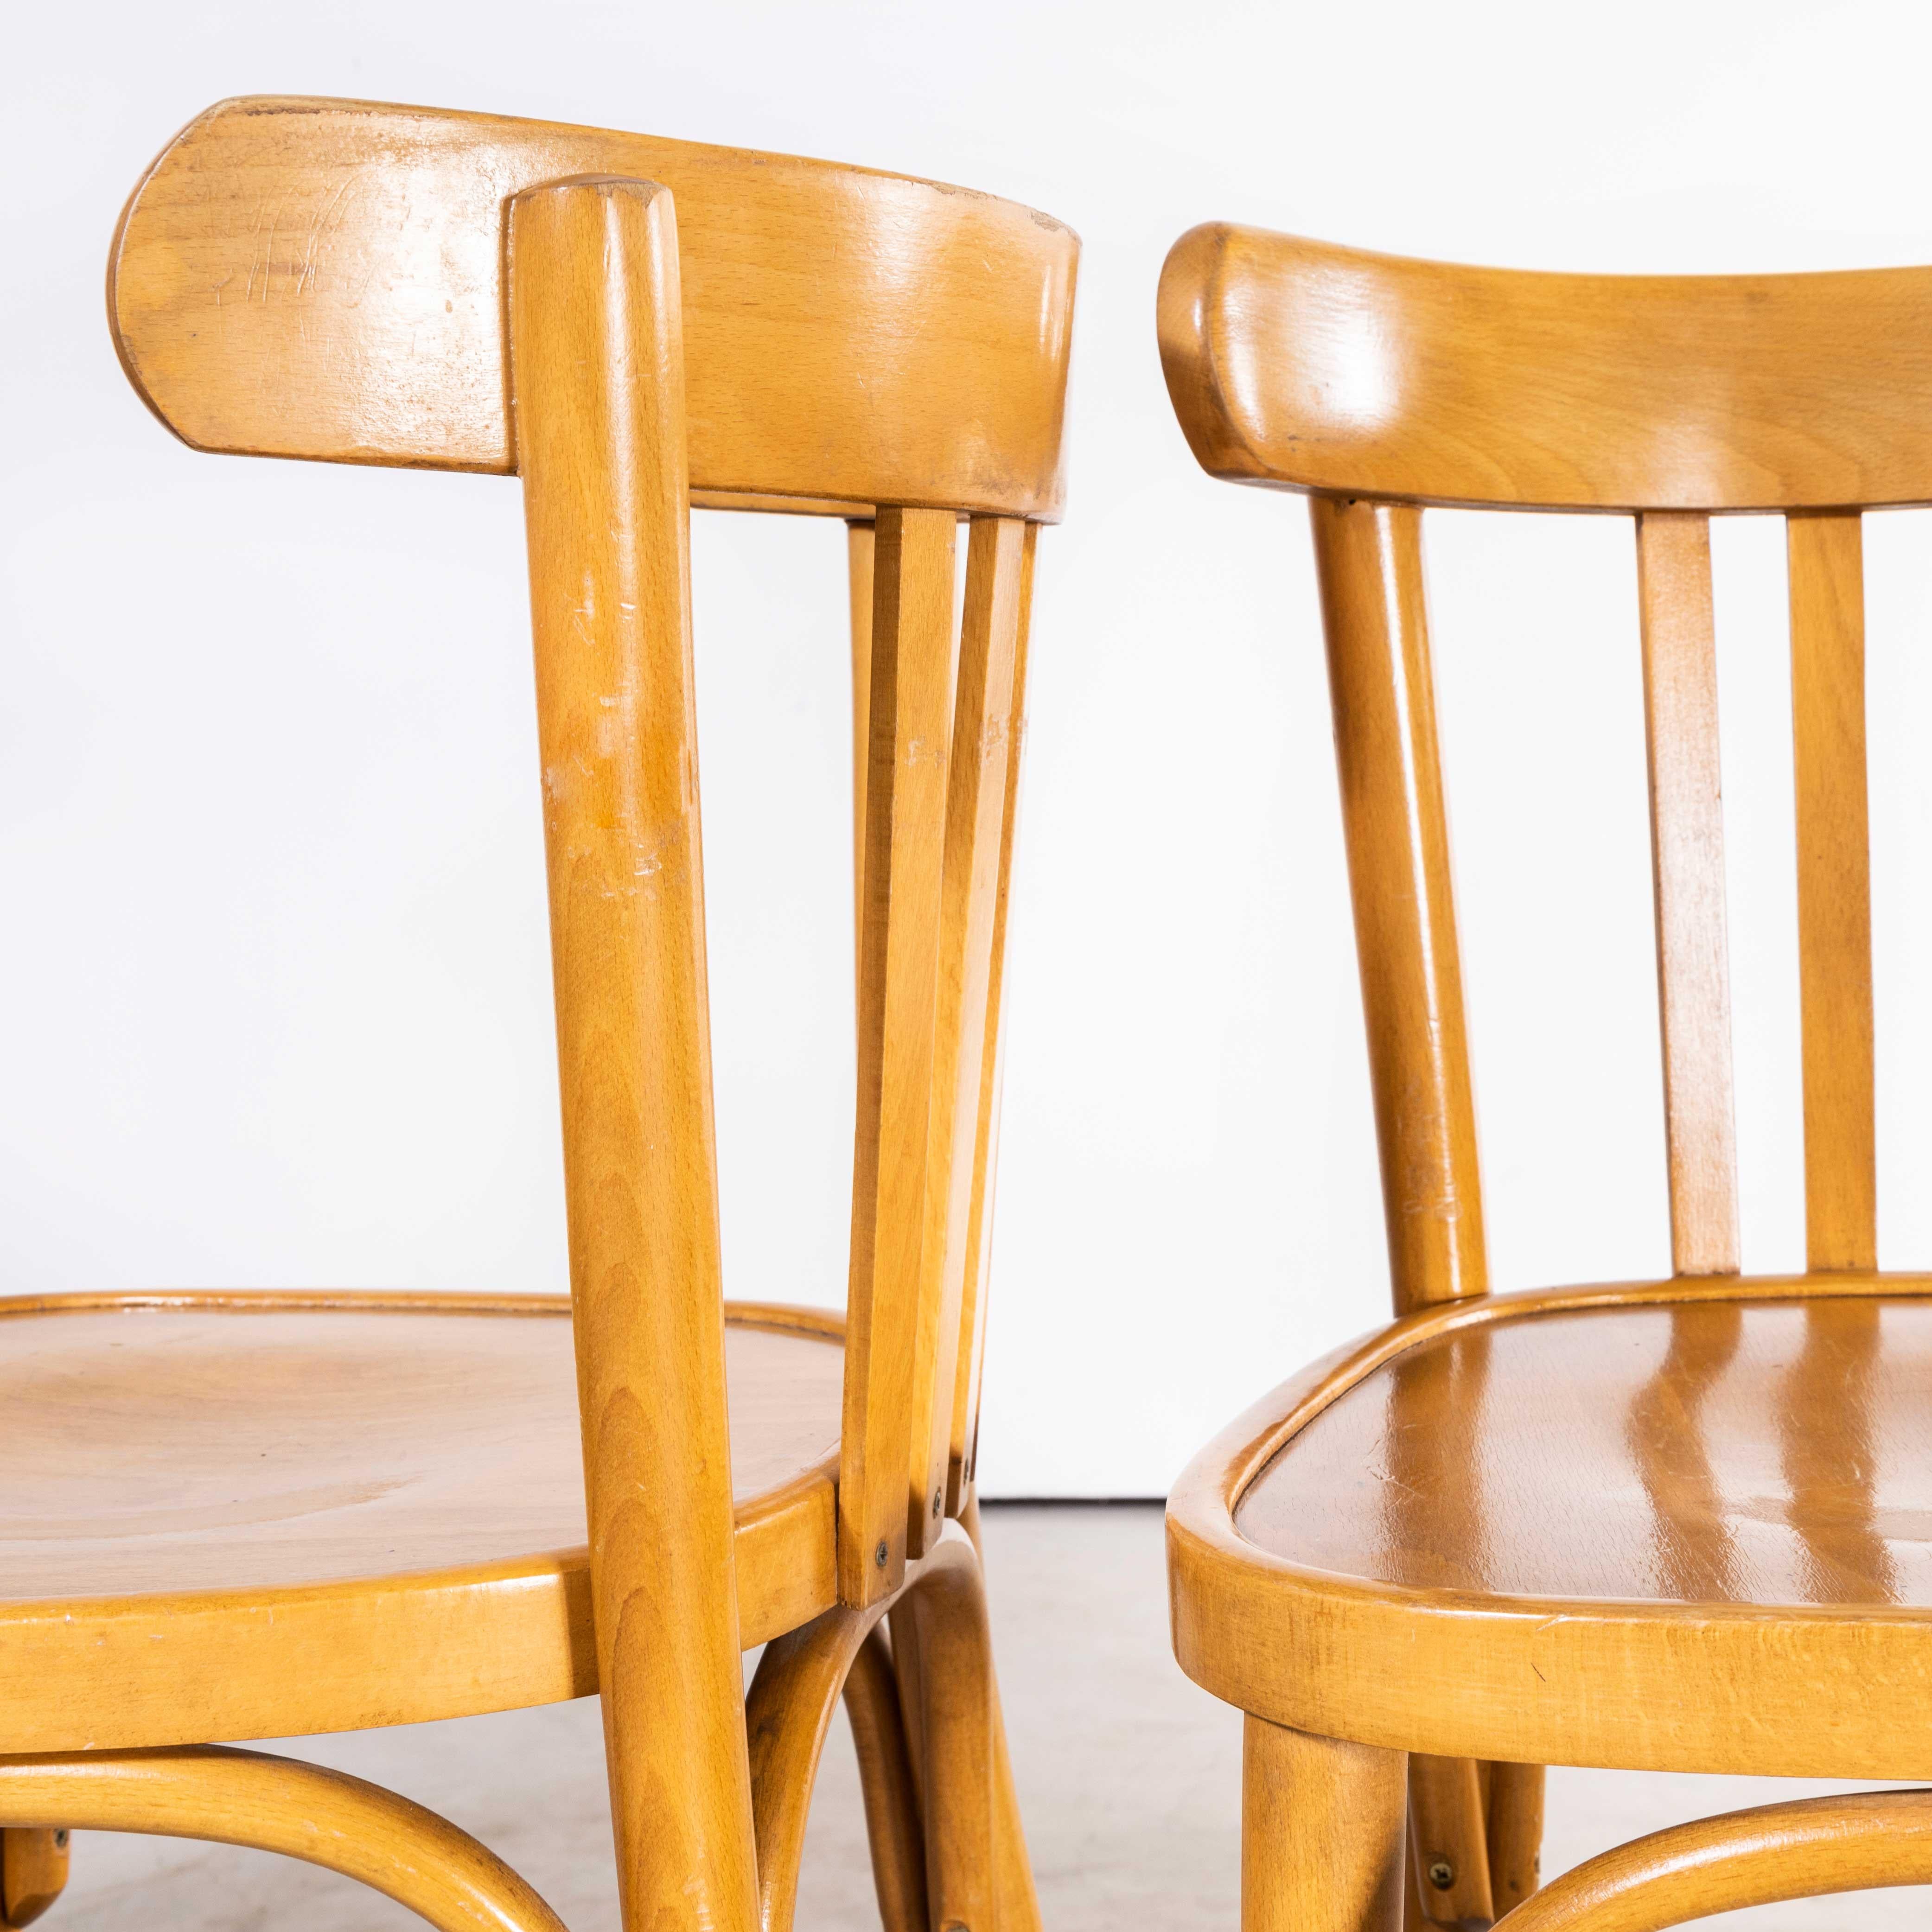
[[0, 1294, 844, 1753], [1167, 1279, 1932, 1780]]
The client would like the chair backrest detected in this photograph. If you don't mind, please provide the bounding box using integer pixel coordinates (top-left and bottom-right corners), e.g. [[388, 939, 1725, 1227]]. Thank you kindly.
[[1158, 222, 1932, 1309], [111, 95, 1076, 1662]]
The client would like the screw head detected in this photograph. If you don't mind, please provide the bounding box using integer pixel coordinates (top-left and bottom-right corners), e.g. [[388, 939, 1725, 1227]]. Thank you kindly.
[[874, 1539, 889, 1569], [1427, 1860, 1454, 1892], [932, 1489, 943, 1518], [53, 1831, 69, 1850]]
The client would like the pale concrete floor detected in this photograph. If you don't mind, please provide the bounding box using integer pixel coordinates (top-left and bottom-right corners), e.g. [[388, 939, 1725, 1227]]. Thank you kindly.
[[49, 1504, 1926, 1931]]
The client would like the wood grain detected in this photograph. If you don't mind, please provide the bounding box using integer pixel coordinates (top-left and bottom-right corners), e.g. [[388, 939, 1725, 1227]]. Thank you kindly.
[[111, 98, 1077, 518], [1159, 209, 1932, 1925], [0, 1832, 67, 1931], [950, 523, 1038, 1507], [1310, 496, 1486, 1310], [840, 1628, 929, 1932], [1243, 1721, 1406, 1932], [1168, 1271, 1932, 1776], [1788, 510, 1877, 1272], [1493, 1787, 1932, 1932], [908, 516, 1027, 1560], [0, 1304, 836, 1599], [848, 519, 877, 982], [1160, 223, 1932, 511], [510, 174, 755, 1932], [1636, 512, 1740, 1275], [1486, 1762, 1546, 1919], [842, 506, 957, 1606], [1407, 1754, 1493, 1926], [0, 1747, 565, 1932], [99, 97, 1070, 1932]]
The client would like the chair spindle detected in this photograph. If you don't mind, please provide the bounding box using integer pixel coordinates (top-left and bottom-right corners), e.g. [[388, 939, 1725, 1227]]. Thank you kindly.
[[1636, 511, 1741, 1277], [906, 517, 1028, 1559], [1787, 510, 1877, 1272], [949, 523, 1039, 1509], [1309, 495, 1487, 1313], [842, 506, 959, 1605]]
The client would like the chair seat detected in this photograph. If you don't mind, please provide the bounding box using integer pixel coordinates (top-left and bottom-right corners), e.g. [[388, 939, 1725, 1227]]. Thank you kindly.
[[1167, 1282, 1932, 1779], [0, 1294, 844, 1753]]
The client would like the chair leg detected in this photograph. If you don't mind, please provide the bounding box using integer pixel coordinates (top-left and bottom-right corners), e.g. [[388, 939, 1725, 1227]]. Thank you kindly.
[[895, 1528, 1026, 1932], [957, 1496, 1040, 1932], [1485, 1764, 1545, 1917], [842, 1626, 930, 1932], [1243, 1718, 1406, 1932], [1409, 1755, 1495, 1927], [0, 1830, 69, 1929]]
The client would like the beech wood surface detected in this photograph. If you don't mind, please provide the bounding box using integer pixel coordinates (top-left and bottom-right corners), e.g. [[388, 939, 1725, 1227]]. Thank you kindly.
[[841, 506, 957, 1604], [1161, 218, 1932, 1930], [1310, 496, 1486, 1311], [0, 1747, 566, 1932], [949, 525, 1037, 1506], [0, 1295, 838, 1750], [1407, 1754, 1493, 1926], [1235, 1295, 1932, 1605], [0, 1831, 67, 1931], [907, 516, 1026, 1560], [1159, 223, 1932, 511], [1484, 1763, 1546, 1921], [1636, 512, 1741, 1276], [1170, 1273, 1932, 1777], [1788, 510, 1878, 1272], [93, 95, 1071, 1932], [511, 176, 757, 1932], [111, 98, 1076, 518], [1491, 1788, 1932, 1932], [837, 1629, 928, 1932], [1242, 1721, 1405, 1932]]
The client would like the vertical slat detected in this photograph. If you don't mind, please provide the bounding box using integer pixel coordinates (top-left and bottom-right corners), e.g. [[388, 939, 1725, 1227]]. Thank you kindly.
[[510, 179, 757, 1932], [1309, 495, 1487, 1311], [948, 523, 1038, 1508], [842, 504, 958, 1606], [1788, 510, 1877, 1272], [1636, 512, 1741, 1276], [848, 519, 876, 982], [907, 516, 1028, 1561]]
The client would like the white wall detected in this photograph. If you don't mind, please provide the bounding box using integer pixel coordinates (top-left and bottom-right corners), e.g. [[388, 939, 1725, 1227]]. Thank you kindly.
[[8, 0, 1932, 1496]]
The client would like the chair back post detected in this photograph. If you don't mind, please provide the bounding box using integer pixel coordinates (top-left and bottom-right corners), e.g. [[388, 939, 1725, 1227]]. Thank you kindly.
[[107, 78, 1078, 1639], [508, 175, 757, 1932], [1309, 494, 1488, 1314]]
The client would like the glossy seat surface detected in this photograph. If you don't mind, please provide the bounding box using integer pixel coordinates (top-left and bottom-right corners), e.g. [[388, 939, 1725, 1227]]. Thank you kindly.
[[1167, 1282, 1932, 1777], [0, 1295, 843, 1752], [1235, 1297, 1932, 1608]]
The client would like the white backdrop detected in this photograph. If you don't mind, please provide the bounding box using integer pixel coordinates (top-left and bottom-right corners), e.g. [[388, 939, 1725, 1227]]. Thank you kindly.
[[8, 1, 1932, 1496]]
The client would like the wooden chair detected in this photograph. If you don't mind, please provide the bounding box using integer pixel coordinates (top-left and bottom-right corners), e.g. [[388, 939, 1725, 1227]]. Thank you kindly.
[[1159, 222, 1932, 1932], [0, 96, 1075, 1932]]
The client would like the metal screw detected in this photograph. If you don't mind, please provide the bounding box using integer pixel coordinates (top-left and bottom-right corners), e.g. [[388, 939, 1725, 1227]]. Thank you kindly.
[[1427, 1860, 1454, 1892], [874, 1540, 889, 1569], [53, 1832, 69, 1850], [932, 1489, 943, 1518]]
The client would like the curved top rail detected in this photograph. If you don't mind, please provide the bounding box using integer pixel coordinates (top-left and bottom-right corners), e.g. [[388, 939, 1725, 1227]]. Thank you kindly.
[[110, 97, 1078, 519], [1159, 223, 1932, 513]]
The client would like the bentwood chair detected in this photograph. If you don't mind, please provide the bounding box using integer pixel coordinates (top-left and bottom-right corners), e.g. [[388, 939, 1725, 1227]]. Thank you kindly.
[[1160, 224, 1932, 1932], [0, 96, 1075, 1932]]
